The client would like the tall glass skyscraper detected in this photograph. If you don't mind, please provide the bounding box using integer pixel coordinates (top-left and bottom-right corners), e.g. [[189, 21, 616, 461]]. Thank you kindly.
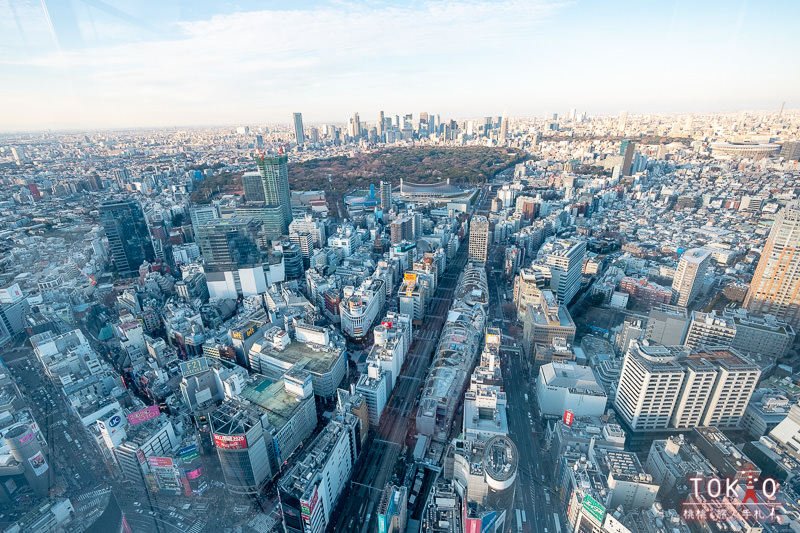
[[194, 218, 262, 272], [99, 198, 155, 278], [255, 154, 293, 234], [292, 112, 305, 145]]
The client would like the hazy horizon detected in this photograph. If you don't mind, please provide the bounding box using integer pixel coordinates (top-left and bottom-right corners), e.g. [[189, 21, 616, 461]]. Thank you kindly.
[[2, 0, 799, 131]]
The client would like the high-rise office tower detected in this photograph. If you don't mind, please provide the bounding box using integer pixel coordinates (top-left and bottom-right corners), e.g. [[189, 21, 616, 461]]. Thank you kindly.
[[292, 112, 305, 145], [100, 198, 155, 278], [745, 201, 800, 328], [195, 218, 262, 272], [620, 140, 636, 176], [618, 111, 628, 132], [379, 180, 392, 213], [377, 110, 385, 138], [543, 239, 587, 305], [242, 171, 266, 203], [352, 112, 361, 140], [255, 154, 293, 233], [468, 215, 490, 263], [390, 216, 414, 245], [671, 248, 711, 307], [500, 107, 509, 142]]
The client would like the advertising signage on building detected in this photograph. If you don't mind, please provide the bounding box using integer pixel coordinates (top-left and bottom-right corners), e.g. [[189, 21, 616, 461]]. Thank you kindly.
[[147, 456, 174, 468], [179, 444, 199, 462], [27, 452, 48, 476], [563, 410, 574, 426], [127, 405, 160, 426], [301, 486, 319, 524], [582, 494, 606, 523], [185, 465, 204, 480], [213, 434, 247, 449], [232, 325, 256, 340], [179, 357, 209, 377]]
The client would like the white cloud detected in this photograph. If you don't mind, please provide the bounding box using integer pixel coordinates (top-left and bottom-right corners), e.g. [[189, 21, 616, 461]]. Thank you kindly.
[[0, 0, 566, 128]]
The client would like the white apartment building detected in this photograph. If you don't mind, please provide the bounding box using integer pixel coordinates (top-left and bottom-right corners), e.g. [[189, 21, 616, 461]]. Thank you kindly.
[[614, 342, 687, 430], [671, 248, 711, 307], [615, 342, 760, 431], [468, 215, 489, 263], [683, 311, 736, 350], [542, 239, 586, 304], [355, 364, 390, 426]]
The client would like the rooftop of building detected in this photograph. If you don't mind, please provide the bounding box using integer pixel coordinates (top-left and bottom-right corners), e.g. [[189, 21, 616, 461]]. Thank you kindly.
[[278, 417, 353, 500], [594, 448, 653, 484], [539, 362, 606, 397], [120, 413, 172, 446], [256, 339, 344, 375], [209, 400, 262, 437], [679, 247, 711, 263], [689, 348, 758, 369], [238, 375, 310, 434], [526, 295, 575, 328], [355, 369, 385, 392]]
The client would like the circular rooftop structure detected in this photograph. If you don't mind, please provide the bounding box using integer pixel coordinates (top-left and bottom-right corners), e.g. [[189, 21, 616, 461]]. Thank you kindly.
[[710, 142, 780, 159], [483, 435, 518, 490]]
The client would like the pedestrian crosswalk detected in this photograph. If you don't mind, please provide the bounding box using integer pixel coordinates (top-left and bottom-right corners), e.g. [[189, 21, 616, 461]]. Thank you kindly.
[[75, 488, 110, 501], [187, 519, 206, 533], [247, 513, 275, 532]]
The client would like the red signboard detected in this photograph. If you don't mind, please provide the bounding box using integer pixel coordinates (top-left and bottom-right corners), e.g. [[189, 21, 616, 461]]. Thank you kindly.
[[563, 410, 574, 426], [181, 477, 192, 496], [381, 321, 392, 329], [301, 486, 319, 520], [213, 434, 247, 449], [147, 456, 174, 468], [127, 405, 160, 426]]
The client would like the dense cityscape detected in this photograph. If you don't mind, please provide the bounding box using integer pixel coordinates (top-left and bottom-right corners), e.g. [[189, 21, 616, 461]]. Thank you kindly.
[[2, 0, 800, 532], [0, 108, 799, 533]]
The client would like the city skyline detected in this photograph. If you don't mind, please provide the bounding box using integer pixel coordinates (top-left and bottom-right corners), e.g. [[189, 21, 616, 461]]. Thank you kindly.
[[2, 0, 799, 131]]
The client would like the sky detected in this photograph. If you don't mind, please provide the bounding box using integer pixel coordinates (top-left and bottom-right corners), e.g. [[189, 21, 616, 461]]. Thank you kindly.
[[1, 0, 798, 131]]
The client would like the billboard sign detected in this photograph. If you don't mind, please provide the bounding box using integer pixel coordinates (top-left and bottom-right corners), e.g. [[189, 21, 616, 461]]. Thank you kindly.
[[28, 452, 48, 476], [485, 333, 500, 345], [563, 410, 574, 426], [213, 434, 247, 450], [179, 444, 199, 461], [583, 495, 606, 523], [404, 272, 417, 283], [147, 456, 174, 468], [18, 432, 35, 445], [185, 465, 204, 480], [301, 486, 319, 525], [232, 326, 256, 340], [179, 357, 209, 378], [127, 405, 160, 426], [0, 283, 22, 304]]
